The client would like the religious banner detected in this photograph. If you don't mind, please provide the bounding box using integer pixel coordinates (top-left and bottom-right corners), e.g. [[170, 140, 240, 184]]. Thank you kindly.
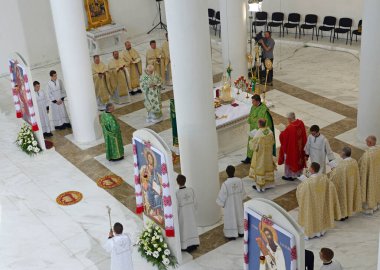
[[85, 0, 112, 29], [244, 208, 297, 270], [9, 60, 39, 131], [133, 136, 175, 237]]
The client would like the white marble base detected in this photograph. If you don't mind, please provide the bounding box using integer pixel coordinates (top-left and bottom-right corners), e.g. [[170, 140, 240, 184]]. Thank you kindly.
[[65, 133, 105, 150]]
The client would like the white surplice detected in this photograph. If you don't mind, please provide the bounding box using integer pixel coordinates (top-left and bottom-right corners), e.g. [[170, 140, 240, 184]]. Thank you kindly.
[[320, 260, 343, 270], [176, 187, 200, 249], [304, 134, 335, 173], [35, 90, 51, 133], [104, 234, 134, 270], [46, 79, 69, 127], [216, 177, 246, 237]]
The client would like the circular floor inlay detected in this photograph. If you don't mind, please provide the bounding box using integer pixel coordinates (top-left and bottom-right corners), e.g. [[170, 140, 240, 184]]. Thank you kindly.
[[97, 175, 123, 189], [56, 191, 83, 206]]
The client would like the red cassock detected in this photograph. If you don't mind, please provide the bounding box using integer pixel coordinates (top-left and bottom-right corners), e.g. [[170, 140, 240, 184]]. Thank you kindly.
[[278, 119, 307, 172]]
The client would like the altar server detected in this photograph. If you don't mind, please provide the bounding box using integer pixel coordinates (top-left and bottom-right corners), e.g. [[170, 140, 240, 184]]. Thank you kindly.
[[104, 222, 134, 270], [319, 248, 343, 270], [358, 135, 380, 214], [328, 146, 362, 219], [92, 55, 110, 110], [46, 70, 71, 130], [176, 174, 200, 252], [249, 119, 276, 192], [33, 81, 52, 137], [108, 51, 130, 104], [122, 41, 142, 95], [216, 165, 246, 240], [278, 112, 307, 181], [304, 125, 335, 173], [146, 40, 165, 81], [242, 94, 275, 164], [296, 162, 341, 239]]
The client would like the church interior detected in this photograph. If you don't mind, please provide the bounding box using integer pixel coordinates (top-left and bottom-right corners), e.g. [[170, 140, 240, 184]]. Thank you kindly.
[[1, 0, 379, 269]]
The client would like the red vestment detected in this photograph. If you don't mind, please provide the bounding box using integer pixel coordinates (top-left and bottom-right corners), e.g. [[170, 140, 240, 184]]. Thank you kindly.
[[278, 119, 307, 172]]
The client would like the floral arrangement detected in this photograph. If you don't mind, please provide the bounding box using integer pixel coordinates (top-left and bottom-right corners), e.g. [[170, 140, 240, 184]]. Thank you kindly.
[[16, 123, 42, 155], [137, 222, 177, 270]]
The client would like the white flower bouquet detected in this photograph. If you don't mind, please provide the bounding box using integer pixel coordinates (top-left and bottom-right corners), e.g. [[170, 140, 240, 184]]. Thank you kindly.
[[137, 222, 177, 270], [16, 123, 42, 155]]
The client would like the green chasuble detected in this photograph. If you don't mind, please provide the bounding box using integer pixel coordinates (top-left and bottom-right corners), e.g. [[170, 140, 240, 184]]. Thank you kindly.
[[246, 103, 276, 158], [169, 99, 179, 146], [100, 112, 124, 160]]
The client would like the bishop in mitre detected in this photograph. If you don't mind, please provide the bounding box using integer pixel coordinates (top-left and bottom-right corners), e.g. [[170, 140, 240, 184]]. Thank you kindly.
[[296, 162, 341, 239], [328, 146, 362, 220], [161, 33, 172, 86], [108, 51, 130, 104], [92, 55, 110, 111], [249, 119, 276, 192], [358, 135, 380, 214], [122, 41, 142, 95], [146, 40, 165, 82]]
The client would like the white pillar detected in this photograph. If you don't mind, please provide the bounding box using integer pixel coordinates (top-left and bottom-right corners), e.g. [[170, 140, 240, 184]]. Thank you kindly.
[[220, 0, 248, 79], [358, 0, 380, 141], [50, 0, 100, 143], [164, 0, 221, 226]]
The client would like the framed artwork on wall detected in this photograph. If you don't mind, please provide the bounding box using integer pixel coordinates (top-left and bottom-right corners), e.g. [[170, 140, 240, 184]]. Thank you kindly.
[[85, 0, 112, 29]]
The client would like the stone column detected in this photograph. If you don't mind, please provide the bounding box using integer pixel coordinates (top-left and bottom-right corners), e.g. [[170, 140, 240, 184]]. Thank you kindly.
[[164, 0, 221, 226], [220, 0, 248, 78], [358, 0, 380, 141], [50, 0, 100, 143]]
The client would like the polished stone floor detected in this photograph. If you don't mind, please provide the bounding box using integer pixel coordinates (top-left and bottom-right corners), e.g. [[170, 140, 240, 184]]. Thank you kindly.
[[0, 29, 378, 270]]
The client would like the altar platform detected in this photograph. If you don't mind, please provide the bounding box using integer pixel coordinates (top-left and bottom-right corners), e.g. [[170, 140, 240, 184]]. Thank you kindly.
[[214, 87, 252, 156]]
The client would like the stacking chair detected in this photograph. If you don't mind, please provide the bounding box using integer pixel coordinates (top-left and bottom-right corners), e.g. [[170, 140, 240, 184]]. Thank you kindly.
[[333, 18, 352, 45], [300, 14, 318, 40], [267, 12, 284, 37], [351, 19, 362, 45], [283, 13, 301, 38], [208, 8, 215, 26], [317, 16, 337, 42], [209, 11, 221, 37], [252, 11, 268, 34]]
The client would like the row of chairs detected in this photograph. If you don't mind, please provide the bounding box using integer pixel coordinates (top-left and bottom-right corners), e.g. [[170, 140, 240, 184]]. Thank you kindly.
[[253, 12, 362, 45]]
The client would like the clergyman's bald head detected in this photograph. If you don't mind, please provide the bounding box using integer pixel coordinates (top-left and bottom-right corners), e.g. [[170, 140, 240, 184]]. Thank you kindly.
[[366, 135, 377, 147], [286, 112, 296, 121]]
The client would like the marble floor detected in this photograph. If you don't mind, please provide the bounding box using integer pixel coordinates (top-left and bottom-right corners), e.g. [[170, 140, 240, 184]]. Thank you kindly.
[[0, 29, 379, 270]]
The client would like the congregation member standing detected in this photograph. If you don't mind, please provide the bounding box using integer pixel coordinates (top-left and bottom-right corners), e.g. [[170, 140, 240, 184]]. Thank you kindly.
[[278, 112, 307, 181], [108, 51, 130, 104], [104, 222, 134, 270], [100, 103, 124, 161], [296, 162, 341, 239], [242, 94, 275, 164], [92, 55, 110, 111], [146, 40, 165, 81], [46, 70, 71, 130], [304, 125, 335, 173], [122, 41, 142, 95], [329, 146, 362, 220], [249, 119, 276, 192], [33, 81, 52, 137], [216, 165, 246, 240], [358, 135, 380, 214], [175, 174, 200, 252]]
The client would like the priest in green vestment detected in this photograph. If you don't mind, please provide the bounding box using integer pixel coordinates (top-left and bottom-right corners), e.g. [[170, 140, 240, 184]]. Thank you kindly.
[[242, 94, 275, 164], [100, 103, 124, 161]]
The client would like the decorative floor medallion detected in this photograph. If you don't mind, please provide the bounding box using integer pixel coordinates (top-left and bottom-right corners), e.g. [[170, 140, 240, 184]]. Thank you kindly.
[[97, 175, 123, 189], [56, 191, 83, 206]]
